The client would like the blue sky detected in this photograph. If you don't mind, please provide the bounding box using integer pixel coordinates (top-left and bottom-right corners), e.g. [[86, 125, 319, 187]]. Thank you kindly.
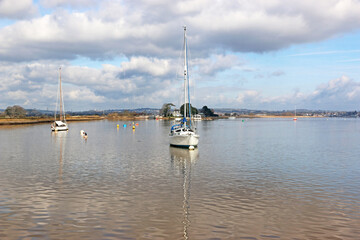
[[1, 0, 360, 111]]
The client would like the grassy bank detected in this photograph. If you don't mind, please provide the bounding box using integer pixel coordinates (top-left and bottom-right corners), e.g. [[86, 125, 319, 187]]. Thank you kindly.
[[0, 115, 105, 125]]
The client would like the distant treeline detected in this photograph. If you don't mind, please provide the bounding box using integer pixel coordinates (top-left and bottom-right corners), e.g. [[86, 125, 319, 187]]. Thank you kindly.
[[0, 106, 160, 119], [1, 105, 359, 119]]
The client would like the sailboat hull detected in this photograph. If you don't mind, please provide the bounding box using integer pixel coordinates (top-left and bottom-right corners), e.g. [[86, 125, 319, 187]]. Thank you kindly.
[[51, 126, 68, 131], [169, 134, 199, 148], [51, 121, 68, 131]]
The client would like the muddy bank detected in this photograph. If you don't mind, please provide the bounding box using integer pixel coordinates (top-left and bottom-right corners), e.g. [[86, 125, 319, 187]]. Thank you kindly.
[[0, 116, 105, 125]]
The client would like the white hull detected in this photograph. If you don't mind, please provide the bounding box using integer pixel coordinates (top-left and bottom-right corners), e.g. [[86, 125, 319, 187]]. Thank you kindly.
[[51, 126, 68, 131], [169, 133, 199, 147], [51, 121, 68, 131]]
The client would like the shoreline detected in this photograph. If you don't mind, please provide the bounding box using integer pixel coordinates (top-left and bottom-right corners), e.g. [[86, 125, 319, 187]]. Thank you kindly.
[[241, 115, 322, 118], [0, 114, 326, 126], [0, 116, 105, 125]]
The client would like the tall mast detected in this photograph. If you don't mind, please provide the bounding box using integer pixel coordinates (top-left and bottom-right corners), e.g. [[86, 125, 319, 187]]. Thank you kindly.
[[59, 67, 63, 122], [183, 26, 188, 127]]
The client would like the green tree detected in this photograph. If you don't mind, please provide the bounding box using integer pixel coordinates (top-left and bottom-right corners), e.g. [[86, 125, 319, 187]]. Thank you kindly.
[[200, 106, 218, 117], [180, 104, 198, 116], [5, 105, 27, 118], [160, 103, 175, 117]]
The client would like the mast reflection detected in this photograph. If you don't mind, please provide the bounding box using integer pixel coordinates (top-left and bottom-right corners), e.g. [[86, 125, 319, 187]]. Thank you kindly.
[[170, 147, 199, 240], [52, 131, 67, 182]]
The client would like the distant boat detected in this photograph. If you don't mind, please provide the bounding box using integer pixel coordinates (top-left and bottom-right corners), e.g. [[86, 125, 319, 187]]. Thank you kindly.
[[228, 116, 236, 120], [169, 26, 199, 149], [51, 67, 68, 131], [193, 114, 202, 121], [293, 107, 297, 121]]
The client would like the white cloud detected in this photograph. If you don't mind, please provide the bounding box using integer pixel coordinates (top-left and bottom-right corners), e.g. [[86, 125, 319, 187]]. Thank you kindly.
[[307, 76, 360, 109], [236, 90, 261, 104], [0, 58, 182, 110], [7, 90, 28, 100], [194, 54, 241, 76], [121, 57, 173, 77], [40, 0, 98, 8], [1, 0, 360, 110], [229, 76, 360, 110], [1, 57, 360, 111], [67, 87, 105, 103], [0, 0, 37, 19], [1, 0, 360, 62]]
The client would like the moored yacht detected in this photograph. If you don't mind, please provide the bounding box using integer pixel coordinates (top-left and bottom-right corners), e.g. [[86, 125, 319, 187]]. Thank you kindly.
[[169, 26, 199, 149], [51, 67, 68, 131]]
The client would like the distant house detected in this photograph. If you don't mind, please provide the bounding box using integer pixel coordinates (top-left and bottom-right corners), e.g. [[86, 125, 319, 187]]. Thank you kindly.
[[172, 108, 182, 120], [173, 108, 180, 116], [193, 113, 203, 121]]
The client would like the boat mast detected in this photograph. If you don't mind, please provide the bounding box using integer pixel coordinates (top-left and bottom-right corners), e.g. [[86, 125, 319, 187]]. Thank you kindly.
[[183, 26, 188, 127], [59, 67, 63, 122]]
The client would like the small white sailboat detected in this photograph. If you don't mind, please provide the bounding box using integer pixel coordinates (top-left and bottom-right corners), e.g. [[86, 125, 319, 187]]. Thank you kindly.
[[51, 67, 68, 131], [169, 26, 199, 149], [193, 114, 202, 121], [293, 107, 297, 121]]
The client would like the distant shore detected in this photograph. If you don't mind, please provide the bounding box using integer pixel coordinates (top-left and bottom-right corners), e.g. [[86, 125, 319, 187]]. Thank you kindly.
[[0, 114, 324, 126], [153, 114, 321, 121], [240, 115, 321, 118], [0, 115, 105, 125]]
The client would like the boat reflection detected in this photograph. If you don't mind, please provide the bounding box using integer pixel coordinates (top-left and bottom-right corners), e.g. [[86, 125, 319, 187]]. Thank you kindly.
[[170, 147, 199, 240], [170, 147, 199, 163], [51, 131, 67, 182]]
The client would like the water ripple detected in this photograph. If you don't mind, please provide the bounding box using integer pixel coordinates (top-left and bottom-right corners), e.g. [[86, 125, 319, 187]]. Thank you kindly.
[[1, 119, 360, 239]]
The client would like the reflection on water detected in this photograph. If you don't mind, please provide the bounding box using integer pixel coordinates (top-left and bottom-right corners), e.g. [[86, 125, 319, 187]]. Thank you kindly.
[[170, 147, 199, 240], [1, 119, 360, 239], [51, 131, 67, 182]]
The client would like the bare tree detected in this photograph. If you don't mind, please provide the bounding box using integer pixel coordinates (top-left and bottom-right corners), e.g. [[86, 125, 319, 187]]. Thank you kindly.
[[5, 105, 27, 118], [160, 103, 175, 117]]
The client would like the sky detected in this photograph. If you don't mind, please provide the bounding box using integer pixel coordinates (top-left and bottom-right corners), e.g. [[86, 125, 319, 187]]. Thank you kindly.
[[1, 0, 360, 111]]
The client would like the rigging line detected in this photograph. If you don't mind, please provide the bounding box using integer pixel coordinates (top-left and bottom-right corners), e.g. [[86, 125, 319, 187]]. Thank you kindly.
[[187, 60, 192, 127], [185, 28, 192, 128], [55, 68, 60, 121], [187, 43, 195, 106], [61, 68, 66, 122], [176, 31, 184, 110], [187, 44, 192, 100], [119, 65, 126, 109], [187, 40, 197, 128]]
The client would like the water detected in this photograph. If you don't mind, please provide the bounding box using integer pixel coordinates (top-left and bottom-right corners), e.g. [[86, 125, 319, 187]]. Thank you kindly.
[[1, 118, 360, 239]]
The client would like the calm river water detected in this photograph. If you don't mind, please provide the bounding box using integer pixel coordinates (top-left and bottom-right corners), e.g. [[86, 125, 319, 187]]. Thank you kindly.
[[1, 118, 360, 239]]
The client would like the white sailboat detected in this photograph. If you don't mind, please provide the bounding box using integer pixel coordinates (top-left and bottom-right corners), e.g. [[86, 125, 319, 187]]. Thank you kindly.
[[293, 107, 297, 121], [169, 26, 199, 149], [51, 67, 68, 131], [193, 114, 202, 121]]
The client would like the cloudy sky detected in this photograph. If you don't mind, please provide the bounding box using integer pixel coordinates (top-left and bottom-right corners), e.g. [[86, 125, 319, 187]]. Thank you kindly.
[[1, 0, 360, 111]]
